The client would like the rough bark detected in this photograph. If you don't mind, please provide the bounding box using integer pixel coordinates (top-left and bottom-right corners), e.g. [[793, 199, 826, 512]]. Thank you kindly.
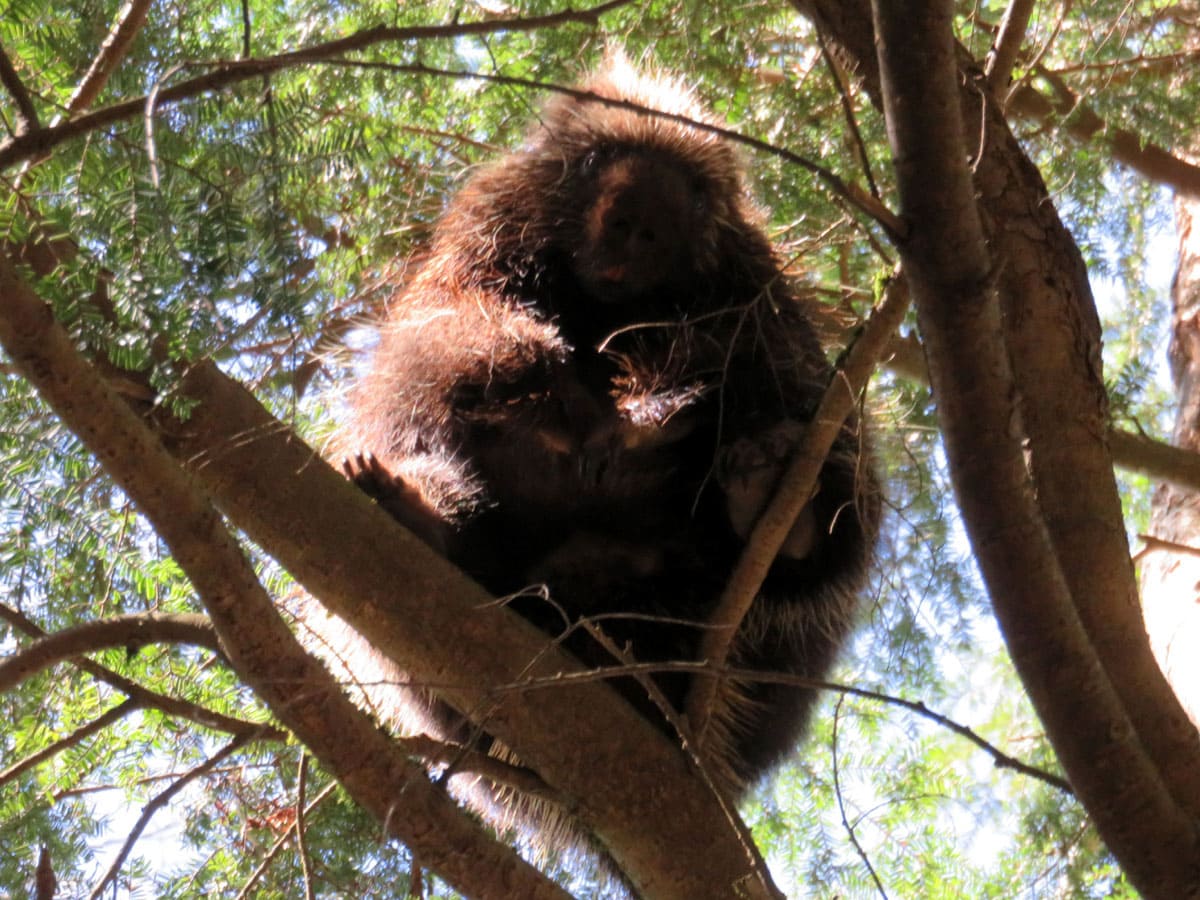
[[863, 0, 1200, 895]]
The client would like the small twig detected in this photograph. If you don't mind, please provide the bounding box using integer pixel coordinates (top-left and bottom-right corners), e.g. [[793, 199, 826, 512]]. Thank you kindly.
[[0, 0, 634, 170], [493, 657, 1073, 795], [832, 697, 890, 899], [340, 59, 903, 236], [88, 731, 259, 900], [686, 275, 911, 742], [818, 33, 879, 199], [233, 782, 336, 900], [577, 621, 785, 900], [296, 755, 316, 900]]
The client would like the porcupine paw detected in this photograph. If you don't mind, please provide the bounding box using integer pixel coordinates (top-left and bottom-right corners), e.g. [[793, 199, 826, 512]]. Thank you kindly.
[[717, 421, 817, 560]]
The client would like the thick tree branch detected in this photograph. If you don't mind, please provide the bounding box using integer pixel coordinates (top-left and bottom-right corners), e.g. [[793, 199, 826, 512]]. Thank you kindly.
[[151, 354, 782, 900], [0, 614, 218, 693], [868, 1, 1199, 896], [799, 0, 1200, 837], [0, 253, 574, 900]]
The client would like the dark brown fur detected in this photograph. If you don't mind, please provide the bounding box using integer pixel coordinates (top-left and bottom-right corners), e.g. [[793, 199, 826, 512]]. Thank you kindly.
[[319, 58, 879, 863]]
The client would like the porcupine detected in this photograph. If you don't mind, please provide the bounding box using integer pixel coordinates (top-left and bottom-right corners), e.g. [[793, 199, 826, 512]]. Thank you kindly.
[[304, 55, 880, 871]]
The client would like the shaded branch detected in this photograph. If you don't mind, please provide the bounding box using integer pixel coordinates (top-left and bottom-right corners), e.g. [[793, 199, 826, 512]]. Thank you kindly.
[[798, 0, 1200, 825], [296, 755, 316, 900], [868, 0, 1199, 894], [811, 300, 1200, 493], [1007, 68, 1200, 196], [0, 613, 219, 693]]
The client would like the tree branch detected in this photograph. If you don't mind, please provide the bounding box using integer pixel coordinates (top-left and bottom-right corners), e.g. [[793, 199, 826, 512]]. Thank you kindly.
[[686, 273, 909, 738], [500, 659, 1074, 794], [831, 698, 890, 899], [62, 0, 153, 119], [151, 355, 782, 900], [233, 781, 336, 900], [0, 698, 140, 788], [88, 731, 257, 900], [0, 613, 218, 693], [984, 0, 1035, 92], [799, 0, 1200, 826], [1007, 69, 1200, 196], [0, 601, 286, 741], [867, 0, 1199, 894], [0, 41, 39, 133], [0, 253, 574, 900], [0, 1, 634, 170]]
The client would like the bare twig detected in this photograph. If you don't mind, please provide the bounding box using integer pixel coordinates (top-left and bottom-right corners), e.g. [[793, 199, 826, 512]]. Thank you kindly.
[[686, 275, 910, 740], [341, 59, 904, 234], [88, 732, 256, 900], [233, 782, 336, 900], [491, 657, 1074, 794], [818, 33, 879, 199], [831, 697, 890, 899], [577, 622, 784, 900], [296, 755, 316, 900]]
